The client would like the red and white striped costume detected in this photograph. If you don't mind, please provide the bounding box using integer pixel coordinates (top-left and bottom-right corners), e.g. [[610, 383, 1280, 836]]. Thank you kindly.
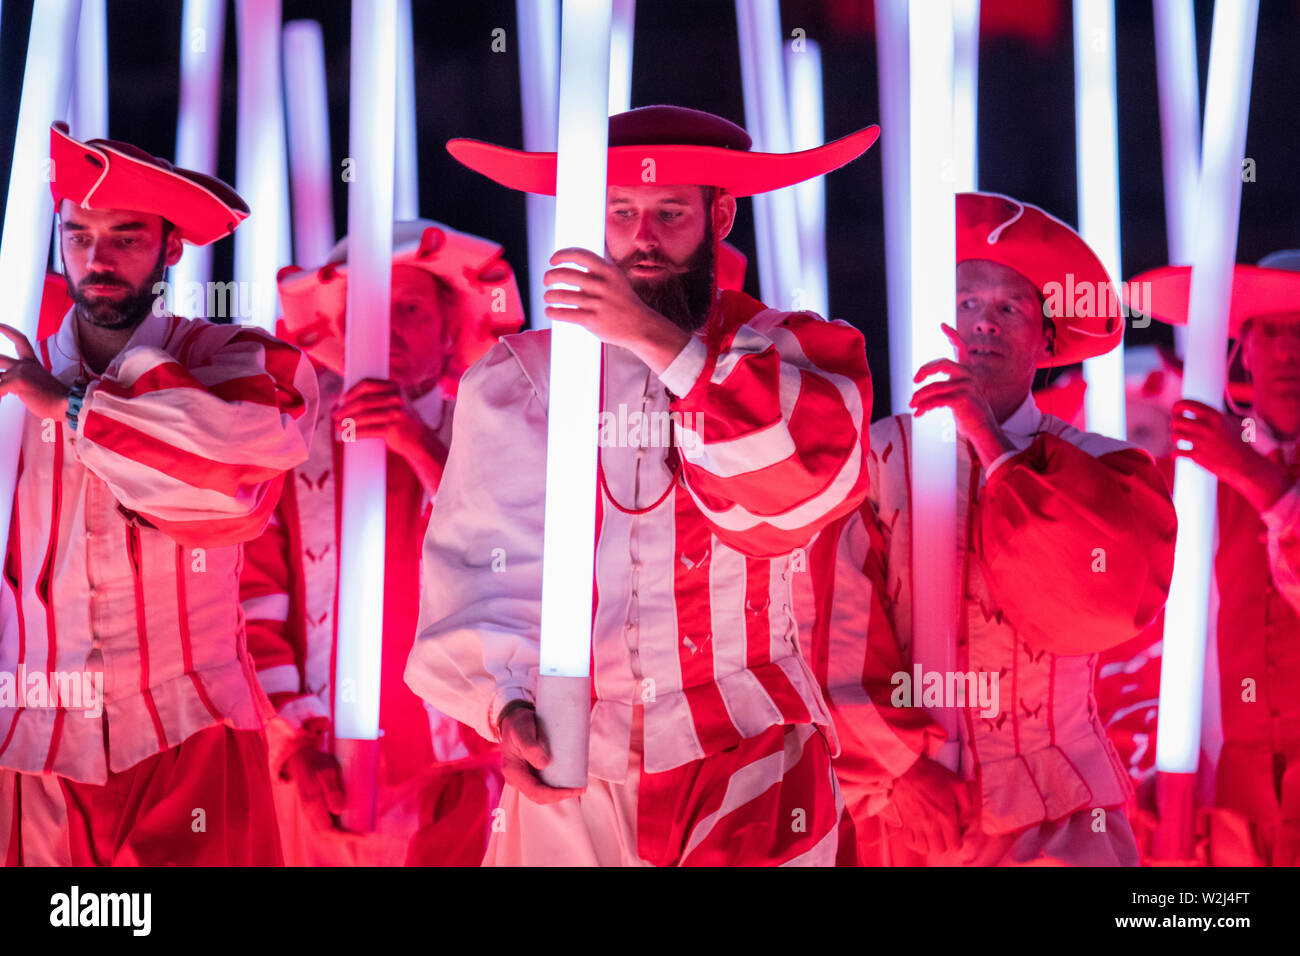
[[241, 363, 501, 866], [800, 396, 1177, 866], [1, 307, 317, 864], [406, 289, 872, 865]]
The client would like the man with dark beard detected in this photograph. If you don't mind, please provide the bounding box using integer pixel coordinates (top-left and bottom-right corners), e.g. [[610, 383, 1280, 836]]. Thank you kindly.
[[406, 105, 878, 865], [0, 124, 317, 865]]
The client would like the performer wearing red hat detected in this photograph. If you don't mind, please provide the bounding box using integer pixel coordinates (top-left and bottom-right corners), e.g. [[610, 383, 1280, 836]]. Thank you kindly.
[[803, 193, 1177, 866], [1131, 252, 1300, 866], [406, 105, 878, 865], [0, 124, 318, 865], [241, 220, 523, 865]]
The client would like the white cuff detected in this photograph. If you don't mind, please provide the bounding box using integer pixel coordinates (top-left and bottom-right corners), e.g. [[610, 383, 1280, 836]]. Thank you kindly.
[[488, 684, 536, 739], [983, 447, 1020, 478], [278, 693, 331, 730], [657, 335, 709, 398]]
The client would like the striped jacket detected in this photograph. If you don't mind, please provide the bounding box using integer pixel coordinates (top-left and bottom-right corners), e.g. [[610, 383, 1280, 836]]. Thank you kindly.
[[0, 307, 318, 783], [406, 290, 872, 781], [802, 396, 1177, 840]]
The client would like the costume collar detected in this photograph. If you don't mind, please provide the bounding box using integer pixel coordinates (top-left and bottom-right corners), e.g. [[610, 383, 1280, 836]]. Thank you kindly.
[[51, 306, 174, 381], [410, 381, 448, 430], [998, 391, 1043, 439]]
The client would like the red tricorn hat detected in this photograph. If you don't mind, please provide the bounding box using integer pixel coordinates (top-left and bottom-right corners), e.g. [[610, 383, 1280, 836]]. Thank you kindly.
[[446, 105, 879, 197], [277, 219, 525, 388], [1126, 255, 1300, 338], [49, 122, 248, 246], [957, 192, 1124, 367]]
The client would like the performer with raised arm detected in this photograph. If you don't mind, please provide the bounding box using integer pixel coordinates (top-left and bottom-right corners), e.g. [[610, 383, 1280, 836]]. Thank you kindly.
[[803, 193, 1177, 866], [0, 125, 318, 866], [1134, 251, 1300, 866], [406, 105, 878, 866], [242, 220, 523, 865]]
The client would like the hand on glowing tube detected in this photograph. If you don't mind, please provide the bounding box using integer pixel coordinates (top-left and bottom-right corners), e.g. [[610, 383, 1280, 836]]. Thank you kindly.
[[497, 701, 587, 805], [1171, 398, 1291, 514], [334, 377, 448, 494], [543, 247, 691, 377], [910, 324, 1015, 469], [0, 324, 72, 420]]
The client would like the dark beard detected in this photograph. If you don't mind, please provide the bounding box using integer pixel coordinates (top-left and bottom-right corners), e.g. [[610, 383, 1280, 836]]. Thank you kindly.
[[615, 227, 715, 333], [66, 246, 168, 332]]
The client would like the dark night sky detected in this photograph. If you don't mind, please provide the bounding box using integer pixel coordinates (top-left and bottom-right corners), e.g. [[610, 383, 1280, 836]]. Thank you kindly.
[[2, 0, 1299, 415]]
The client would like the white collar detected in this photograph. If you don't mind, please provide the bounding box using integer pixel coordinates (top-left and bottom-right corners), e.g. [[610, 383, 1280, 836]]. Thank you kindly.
[[51, 306, 174, 380], [997, 391, 1043, 439]]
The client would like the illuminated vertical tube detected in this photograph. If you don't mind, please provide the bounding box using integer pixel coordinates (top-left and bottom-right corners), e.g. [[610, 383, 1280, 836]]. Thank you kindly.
[[283, 20, 336, 268], [952, 0, 979, 193], [394, 0, 419, 220], [0, 0, 81, 585], [784, 37, 828, 318], [235, 0, 290, 330], [535, 0, 612, 789], [1153, 0, 1258, 860], [68, 0, 107, 138], [334, 0, 399, 832], [608, 0, 634, 115], [517, 0, 560, 330], [1154, 0, 1200, 359], [735, 0, 802, 311], [1073, 0, 1126, 439], [877, 0, 912, 415], [907, 0, 961, 772], [173, 0, 227, 298]]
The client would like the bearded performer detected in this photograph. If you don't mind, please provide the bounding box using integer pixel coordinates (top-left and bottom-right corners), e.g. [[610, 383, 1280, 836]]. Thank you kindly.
[[1132, 251, 1300, 866], [801, 193, 1177, 866], [405, 105, 878, 866], [241, 220, 523, 865], [0, 124, 319, 865]]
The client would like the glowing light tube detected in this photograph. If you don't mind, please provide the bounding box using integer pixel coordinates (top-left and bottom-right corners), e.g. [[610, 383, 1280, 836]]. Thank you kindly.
[[516, 0, 559, 330], [608, 0, 634, 115], [876, 0, 912, 415], [0, 0, 81, 589], [535, 0, 612, 789], [736, 0, 802, 311], [784, 37, 828, 318], [234, 0, 289, 330], [173, 0, 227, 297], [394, 0, 418, 220], [1154, 0, 1258, 855], [952, 0, 979, 193], [68, 0, 106, 139], [333, 0, 398, 831], [1154, 0, 1201, 360], [1074, 0, 1126, 440], [283, 20, 336, 268], [907, 0, 961, 772]]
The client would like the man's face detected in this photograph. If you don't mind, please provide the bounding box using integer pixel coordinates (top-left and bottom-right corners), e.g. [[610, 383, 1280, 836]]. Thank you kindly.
[[1242, 312, 1300, 417], [59, 200, 182, 331], [954, 259, 1052, 393], [387, 264, 448, 389], [604, 183, 734, 331]]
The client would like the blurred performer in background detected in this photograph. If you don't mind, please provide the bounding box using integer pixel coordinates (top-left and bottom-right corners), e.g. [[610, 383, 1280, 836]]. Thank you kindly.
[[1, 125, 318, 865], [407, 105, 878, 866], [802, 193, 1177, 866], [1134, 251, 1300, 866], [243, 220, 522, 865]]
